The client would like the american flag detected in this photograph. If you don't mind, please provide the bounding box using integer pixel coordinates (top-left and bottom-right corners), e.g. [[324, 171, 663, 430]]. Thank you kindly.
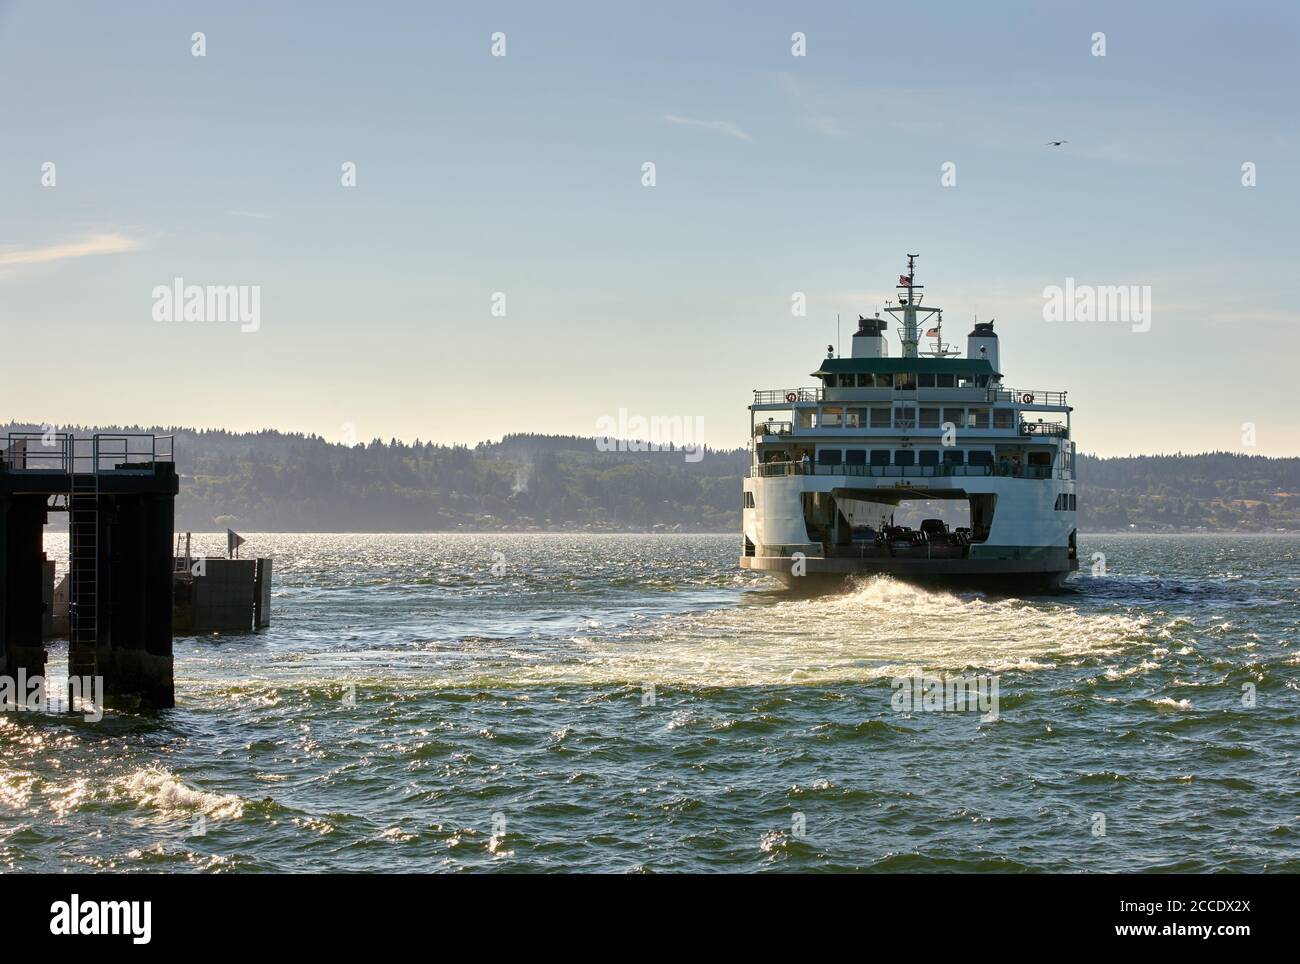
[[899, 274, 912, 286], [925, 327, 939, 336]]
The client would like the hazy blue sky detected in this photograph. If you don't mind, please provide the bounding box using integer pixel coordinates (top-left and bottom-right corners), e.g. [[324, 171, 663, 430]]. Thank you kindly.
[[2, 1, 1297, 455]]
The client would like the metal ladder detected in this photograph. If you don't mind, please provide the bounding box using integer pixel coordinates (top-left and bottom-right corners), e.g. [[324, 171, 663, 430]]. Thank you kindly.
[[68, 437, 100, 689]]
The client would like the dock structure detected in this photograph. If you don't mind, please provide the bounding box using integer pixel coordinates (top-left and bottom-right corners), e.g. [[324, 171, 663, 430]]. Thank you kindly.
[[173, 539, 272, 634], [0, 434, 178, 709]]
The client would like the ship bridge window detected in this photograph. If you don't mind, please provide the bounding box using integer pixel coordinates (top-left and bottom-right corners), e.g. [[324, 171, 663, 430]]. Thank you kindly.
[[918, 373, 936, 388], [993, 408, 1014, 430], [845, 449, 867, 466], [918, 450, 939, 466], [943, 449, 965, 466], [893, 372, 917, 390], [966, 408, 990, 430], [870, 450, 891, 467], [823, 374, 838, 387], [857, 373, 876, 387], [818, 449, 842, 466], [869, 407, 891, 428], [821, 406, 843, 427], [919, 407, 941, 429], [937, 373, 956, 388], [894, 450, 916, 467]]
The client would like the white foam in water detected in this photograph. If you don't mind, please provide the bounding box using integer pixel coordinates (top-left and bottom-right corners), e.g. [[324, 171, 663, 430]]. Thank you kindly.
[[551, 575, 1150, 688], [116, 767, 245, 821]]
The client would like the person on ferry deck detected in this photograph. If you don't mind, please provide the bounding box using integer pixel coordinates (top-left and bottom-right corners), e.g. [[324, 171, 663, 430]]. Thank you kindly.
[[801, 452, 811, 473]]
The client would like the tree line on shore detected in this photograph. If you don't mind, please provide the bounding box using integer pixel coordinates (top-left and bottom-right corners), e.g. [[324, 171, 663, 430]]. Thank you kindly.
[[5, 423, 1297, 532]]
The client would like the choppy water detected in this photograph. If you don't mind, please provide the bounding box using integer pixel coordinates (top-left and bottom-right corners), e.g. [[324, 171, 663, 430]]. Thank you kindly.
[[2, 533, 1298, 872]]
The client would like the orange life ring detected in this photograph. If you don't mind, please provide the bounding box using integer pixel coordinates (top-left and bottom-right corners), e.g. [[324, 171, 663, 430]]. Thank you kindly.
[[1021, 392, 1035, 404], [785, 392, 798, 403]]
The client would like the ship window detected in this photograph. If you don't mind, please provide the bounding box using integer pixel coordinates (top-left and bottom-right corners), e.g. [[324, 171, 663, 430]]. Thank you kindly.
[[918, 450, 939, 466], [870, 450, 891, 466], [894, 407, 916, 429], [869, 407, 891, 428], [844, 410, 860, 428], [919, 407, 941, 429], [857, 373, 873, 387], [894, 372, 916, 390], [918, 373, 936, 388], [943, 449, 965, 465], [823, 374, 838, 387], [818, 449, 842, 465], [943, 407, 964, 428], [937, 373, 956, 388], [894, 450, 915, 466], [744, 492, 756, 508], [968, 450, 994, 467], [845, 449, 867, 465], [993, 408, 1014, 429], [822, 406, 843, 427], [967, 408, 990, 430]]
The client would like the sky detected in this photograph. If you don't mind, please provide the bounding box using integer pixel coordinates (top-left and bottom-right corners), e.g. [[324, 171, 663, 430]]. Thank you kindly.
[[1, 0, 1298, 456]]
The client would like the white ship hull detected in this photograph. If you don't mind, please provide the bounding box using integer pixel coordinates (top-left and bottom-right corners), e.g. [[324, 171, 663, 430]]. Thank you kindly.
[[740, 468, 1077, 591], [739, 256, 1078, 593]]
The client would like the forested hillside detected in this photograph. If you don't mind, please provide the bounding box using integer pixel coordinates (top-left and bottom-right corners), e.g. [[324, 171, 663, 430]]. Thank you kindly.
[[5, 423, 1297, 532]]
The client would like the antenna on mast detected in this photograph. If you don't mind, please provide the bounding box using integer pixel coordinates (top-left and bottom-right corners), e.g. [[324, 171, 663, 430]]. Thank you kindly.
[[883, 252, 953, 358]]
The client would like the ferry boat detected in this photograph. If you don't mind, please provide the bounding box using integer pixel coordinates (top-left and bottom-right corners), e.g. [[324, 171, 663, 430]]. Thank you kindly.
[[741, 256, 1078, 591]]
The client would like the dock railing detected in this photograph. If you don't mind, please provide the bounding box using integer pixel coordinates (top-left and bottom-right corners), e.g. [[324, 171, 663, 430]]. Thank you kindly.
[[0, 433, 175, 474]]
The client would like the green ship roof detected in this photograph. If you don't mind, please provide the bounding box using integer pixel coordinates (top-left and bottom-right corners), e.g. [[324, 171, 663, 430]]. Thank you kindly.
[[812, 358, 1000, 377]]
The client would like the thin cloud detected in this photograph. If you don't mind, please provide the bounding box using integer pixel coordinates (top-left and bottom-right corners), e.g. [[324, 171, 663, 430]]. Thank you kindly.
[[663, 113, 753, 141], [0, 232, 143, 267]]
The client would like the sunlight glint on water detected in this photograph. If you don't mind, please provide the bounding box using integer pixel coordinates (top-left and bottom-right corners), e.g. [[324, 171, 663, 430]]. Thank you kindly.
[[3, 533, 1298, 873]]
